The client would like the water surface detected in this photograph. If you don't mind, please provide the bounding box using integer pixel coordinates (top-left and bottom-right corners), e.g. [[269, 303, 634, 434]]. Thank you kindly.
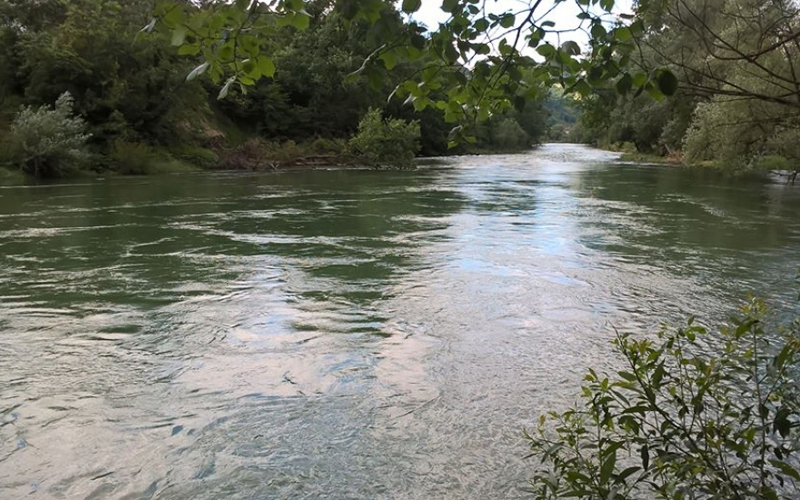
[[2, 144, 799, 499]]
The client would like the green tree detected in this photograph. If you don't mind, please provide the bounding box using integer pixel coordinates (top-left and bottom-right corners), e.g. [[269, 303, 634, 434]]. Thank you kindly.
[[574, 0, 800, 167], [10, 0, 211, 148], [152, 0, 679, 139]]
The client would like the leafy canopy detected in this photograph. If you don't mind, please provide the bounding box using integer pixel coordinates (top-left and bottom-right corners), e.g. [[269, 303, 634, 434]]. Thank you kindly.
[[148, 0, 679, 137]]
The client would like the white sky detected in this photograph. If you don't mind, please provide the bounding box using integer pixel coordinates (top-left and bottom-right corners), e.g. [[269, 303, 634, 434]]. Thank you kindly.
[[404, 0, 635, 52]]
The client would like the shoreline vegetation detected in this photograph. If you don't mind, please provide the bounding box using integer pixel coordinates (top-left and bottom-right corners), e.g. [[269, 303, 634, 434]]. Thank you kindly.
[[3, 1, 796, 183], [0, 1, 551, 182]]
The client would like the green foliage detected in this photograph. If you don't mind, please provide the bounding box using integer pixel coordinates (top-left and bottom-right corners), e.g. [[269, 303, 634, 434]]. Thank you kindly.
[[8, 92, 91, 178], [526, 298, 800, 499], [4, 0, 213, 155], [307, 137, 349, 156], [0, 0, 633, 171], [575, 0, 800, 167], [682, 93, 800, 171], [756, 156, 793, 172], [169, 145, 220, 169], [16, 0, 796, 170], [486, 117, 531, 151], [110, 139, 161, 175], [0, 167, 26, 185], [154, 0, 671, 137], [111, 139, 200, 175], [350, 108, 420, 168]]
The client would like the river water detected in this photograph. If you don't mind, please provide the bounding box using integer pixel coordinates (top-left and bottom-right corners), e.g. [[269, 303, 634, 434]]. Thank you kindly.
[[1, 144, 799, 499]]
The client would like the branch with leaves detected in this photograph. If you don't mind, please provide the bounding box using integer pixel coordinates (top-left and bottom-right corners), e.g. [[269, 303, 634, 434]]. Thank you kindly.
[[526, 297, 800, 500], [146, 0, 679, 142]]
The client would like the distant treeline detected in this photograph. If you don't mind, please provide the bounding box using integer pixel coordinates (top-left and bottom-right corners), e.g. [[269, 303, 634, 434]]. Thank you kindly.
[[567, 0, 800, 172], [0, 0, 555, 178]]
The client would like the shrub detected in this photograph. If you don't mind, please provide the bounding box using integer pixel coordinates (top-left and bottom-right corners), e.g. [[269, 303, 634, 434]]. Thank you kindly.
[[756, 155, 792, 172], [526, 298, 800, 500], [350, 109, 421, 168], [308, 137, 348, 156], [8, 92, 91, 178], [491, 117, 530, 150], [111, 139, 160, 175], [169, 145, 220, 169], [111, 140, 199, 175]]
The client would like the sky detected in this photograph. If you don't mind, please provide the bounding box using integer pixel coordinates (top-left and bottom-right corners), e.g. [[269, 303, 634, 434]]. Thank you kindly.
[[404, 0, 635, 51]]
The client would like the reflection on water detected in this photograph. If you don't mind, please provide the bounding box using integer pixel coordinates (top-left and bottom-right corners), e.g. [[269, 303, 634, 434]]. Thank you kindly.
[[1, 144, 799, 499]]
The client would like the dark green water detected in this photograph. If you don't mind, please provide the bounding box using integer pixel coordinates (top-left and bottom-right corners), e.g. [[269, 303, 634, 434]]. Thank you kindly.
[[1, 144, 799, 499]]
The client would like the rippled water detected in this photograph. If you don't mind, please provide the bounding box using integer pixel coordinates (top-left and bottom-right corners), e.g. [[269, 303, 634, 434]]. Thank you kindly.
[[2, 144, 799, 499]]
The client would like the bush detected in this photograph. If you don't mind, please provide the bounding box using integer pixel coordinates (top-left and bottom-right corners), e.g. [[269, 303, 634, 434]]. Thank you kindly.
[[526, 298, 800, 500], [111, 139, 160, 175], [350, 108, 421, 168], [308, 137, 348, 156], [8, 92, 91, 178], [111, 140, 198, 175], [491, 117, 530, 150], [756, 155, 792, 172], [169, 145, 220, 169]]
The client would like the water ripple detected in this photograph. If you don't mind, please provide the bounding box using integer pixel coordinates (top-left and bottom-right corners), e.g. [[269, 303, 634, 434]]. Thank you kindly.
[[1, 144, 799, 499]]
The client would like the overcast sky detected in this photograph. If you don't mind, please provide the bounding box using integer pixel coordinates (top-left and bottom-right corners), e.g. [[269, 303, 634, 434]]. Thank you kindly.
[[405, 0, 635, 51]]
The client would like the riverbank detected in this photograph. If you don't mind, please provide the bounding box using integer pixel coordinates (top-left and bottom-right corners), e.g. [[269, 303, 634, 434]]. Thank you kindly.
[[594, 141, 799, 177], [618, 151, 682, 164], [0, 133, 538, 184]]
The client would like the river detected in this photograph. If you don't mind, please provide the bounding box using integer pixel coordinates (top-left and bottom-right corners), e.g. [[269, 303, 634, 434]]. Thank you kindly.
[[1, 144, 799, 499]]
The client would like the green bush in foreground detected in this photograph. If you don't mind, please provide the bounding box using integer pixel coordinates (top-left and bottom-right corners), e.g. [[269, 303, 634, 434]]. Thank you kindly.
[[8, 92, 91, 178], [527, 298, 800, 500], [350, 109, 421, 169]]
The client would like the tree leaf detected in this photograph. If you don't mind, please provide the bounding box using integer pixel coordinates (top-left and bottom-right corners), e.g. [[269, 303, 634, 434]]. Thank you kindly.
[[614, 27, 632, 42], [162, 6, 184, 29], [218, 77, 235, 99], [277, 12, 310, 30], [600, 447, 616, 484], [186, 62, 210, 81], [257, 56, 276, 78], [499, 14, 516, 28], [536, 44, 556, 58], [380, 51, 398, 70], [442, 0, 460, 14], [591, 24, 607, 40], [178, 44, 201, 56], [656, 69, 679, 96], [561, 41, 581, 56], [769, 460, 800, 481], [402, 0, 422, 13], [171, 26, 187, 46]]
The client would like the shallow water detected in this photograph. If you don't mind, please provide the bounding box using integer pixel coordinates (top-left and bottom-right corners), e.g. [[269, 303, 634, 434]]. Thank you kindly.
[[1, 144, 799, 499]]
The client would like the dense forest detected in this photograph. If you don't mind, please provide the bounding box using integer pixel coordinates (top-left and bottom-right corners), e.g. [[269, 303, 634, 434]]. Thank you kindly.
[[0, 0, 552, 178], [570, 0, 800, 173], [1, 0, 798, 178]]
